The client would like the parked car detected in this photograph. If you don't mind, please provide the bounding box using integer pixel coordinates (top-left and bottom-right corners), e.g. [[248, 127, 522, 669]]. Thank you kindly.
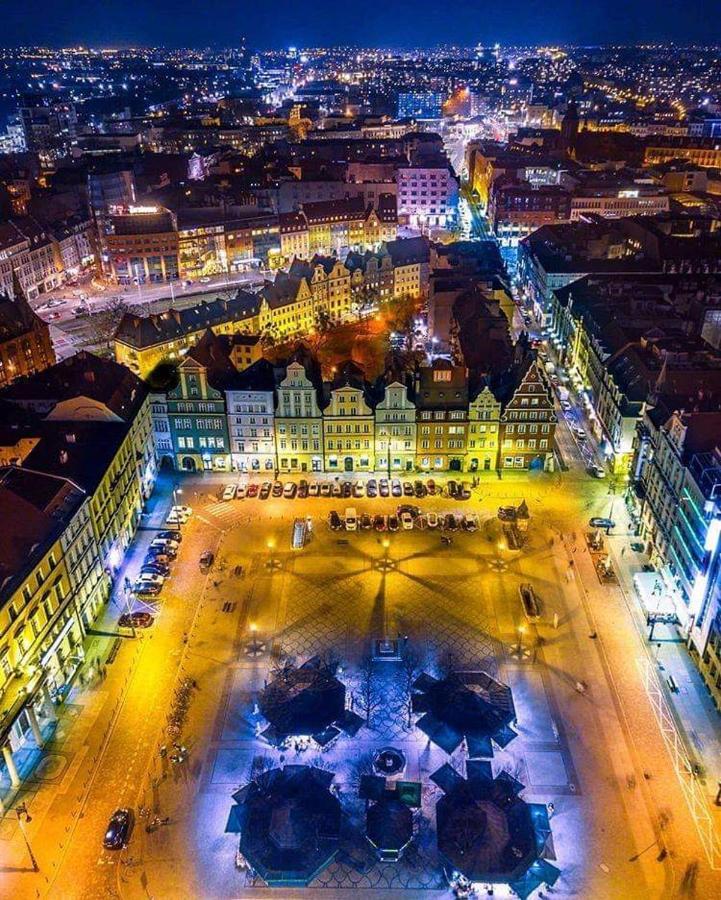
[[415, 514, 427, 530], [150, 537, 179, 552], [402, 481, 414, 496], [353, 482, 364, 498], [588, 464, 606, 479], [463, 514, 479, 532], [397, 504, 421, 518], [360, 514, 373, 530], [157, 530, 181, 543], [373, 514, 387, 532], [222, 484, 236, 501], [149, 540, 177, 558], [414, 481, 427, 498], [447, 480, 458, 497], [119, 612, 154, 629], [141, 562, 170, 578], [308, 483, 321, 497], [236, 484, 247, 499], [457, 483, 471, 500], [199, 550, 215, 571], [341, 482, 352, 498], [379, 479, 390, 497], [498, 506, 517, 522], [391, 479, 402, 497], [133, 578, 162, 596], [144, 550, 172, 567], [387, 514, 400, 532], [247, 483, 259, 498], [259, 482, 271, 499], [298, 480, 309, 498], [444, 513, 459, 531], [589, 517, 615, 531], [426, 512, 440, 529], [272, 482, 283, 498], [166, 505, 191, 525], [366, 482, 377, 498], [103, 808, 134, 850], [328, 510, 343, 531], [426, 479, 437, 495], [332, 482, 343, 497], [400, 511, 414, 530], [283, 482, 297, 499], [320, 483, 332, 497]]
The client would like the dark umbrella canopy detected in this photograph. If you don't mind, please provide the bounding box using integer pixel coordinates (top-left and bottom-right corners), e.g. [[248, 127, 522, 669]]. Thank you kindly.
[[260, 663, 346, 741], [366, 795, 413, 854], [413, 672, 516, 757], [436, 780, 538, 883], [234, 766, 342, 886]]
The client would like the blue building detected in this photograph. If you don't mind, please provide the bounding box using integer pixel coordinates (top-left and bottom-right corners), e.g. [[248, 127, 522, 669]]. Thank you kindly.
[[397, 92, 444, 120]]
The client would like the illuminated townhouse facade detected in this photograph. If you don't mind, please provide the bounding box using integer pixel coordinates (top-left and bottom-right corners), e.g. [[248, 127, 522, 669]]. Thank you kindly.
[[374, 378, 417, 473], [466, 386, 502, 472], [323, 362, 376, 473], [275, 357, 324, 474], [414, 360, 469, 472], [0, 275, 55, 388], [225, 359, 277, 473]]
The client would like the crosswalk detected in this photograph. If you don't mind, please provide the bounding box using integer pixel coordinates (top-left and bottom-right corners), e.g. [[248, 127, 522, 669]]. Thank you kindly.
[[200, 501, 246, 527]]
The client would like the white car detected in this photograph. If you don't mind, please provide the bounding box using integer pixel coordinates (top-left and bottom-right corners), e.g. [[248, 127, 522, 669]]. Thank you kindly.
[[150, 537, 179, 552], [166, 504, 192, 524], [426, 512, 439, 529], [135, 572, 164, 587], [589, 464, 606, 479], [400, 512, 414, 530], [236, 484, 247, 499], [222, 484, 236, 501]]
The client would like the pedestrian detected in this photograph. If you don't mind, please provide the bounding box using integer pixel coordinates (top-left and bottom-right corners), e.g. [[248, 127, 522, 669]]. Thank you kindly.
[[182, 632, 188, 644], [547, 802, 555, 817]]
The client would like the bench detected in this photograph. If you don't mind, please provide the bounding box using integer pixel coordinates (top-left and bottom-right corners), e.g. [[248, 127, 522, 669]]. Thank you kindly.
[[667, 675, 679, 693]]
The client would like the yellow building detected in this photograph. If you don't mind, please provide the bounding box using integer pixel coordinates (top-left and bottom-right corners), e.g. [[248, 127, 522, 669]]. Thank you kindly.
[[275, 355, 325, 474], [114, 291, 261, 378], [466, 387, 501, 472], [384, 237, 431, 300], [323, 362, 375, 473]]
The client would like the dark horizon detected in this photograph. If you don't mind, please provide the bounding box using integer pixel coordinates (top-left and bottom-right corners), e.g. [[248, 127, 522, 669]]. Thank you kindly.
[[2, 0, 720, 50]]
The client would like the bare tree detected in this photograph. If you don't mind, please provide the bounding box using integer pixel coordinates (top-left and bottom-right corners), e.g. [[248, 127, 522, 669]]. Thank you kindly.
[[400, 646, 424, 729], [357, 655, 381, 728], [92, 295, 129, 351]]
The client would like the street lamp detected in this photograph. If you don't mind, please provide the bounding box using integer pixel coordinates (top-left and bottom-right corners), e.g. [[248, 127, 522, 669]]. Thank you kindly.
[[248, 622, 261, 654], [172, 484, 182, 510], [16, 802, 39, 872]]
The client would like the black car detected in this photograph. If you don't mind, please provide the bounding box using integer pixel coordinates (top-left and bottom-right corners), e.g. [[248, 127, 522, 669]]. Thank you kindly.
[[447, 480, 458, 497], [144, 550, 172, 568], [157, 530, 182, 543], [141, 562, 170, 577], [119, 612, 154, 629], [103, 807, 134, 850], [373, 514, 387, 531], [387, 515, 400, 532], [341, 482, 352, 498], [360, 513, 372, 530], [329, 510, 343, 531], [589, 517, 616, 531], [397, 504, 421, 518], [199, 550, 215, 571], [298, 480, 309, 498], [259, 482, 271, 499], [444, 513, 459, 531], [414, 481, 427, 498]]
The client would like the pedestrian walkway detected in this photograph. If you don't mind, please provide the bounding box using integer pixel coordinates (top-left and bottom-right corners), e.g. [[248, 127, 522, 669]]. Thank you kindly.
[[605, 503, 721, 798]]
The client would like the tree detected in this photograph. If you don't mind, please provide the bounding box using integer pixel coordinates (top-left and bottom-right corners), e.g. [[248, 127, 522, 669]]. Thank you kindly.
[[357, 655, 381, 728], [314, 307, 332, 334], [92, 295, 129, 352], [399, 646, 424, 729], [260, 324, 279, 349]]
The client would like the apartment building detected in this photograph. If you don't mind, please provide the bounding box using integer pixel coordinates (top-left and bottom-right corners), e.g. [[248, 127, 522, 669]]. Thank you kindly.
[[275, 355, 324, 474], [414, 360, 469, 472], [323, 362, 375, 473]]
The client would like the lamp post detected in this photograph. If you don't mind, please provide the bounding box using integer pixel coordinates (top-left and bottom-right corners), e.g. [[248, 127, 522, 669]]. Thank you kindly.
[[16, 802, 39, 872], [248, 622, 261, 655], [172, 483, 182, 512]]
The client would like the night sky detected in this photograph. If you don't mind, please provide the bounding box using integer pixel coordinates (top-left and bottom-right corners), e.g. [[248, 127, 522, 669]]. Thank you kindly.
[[3, 0, 718, 47]]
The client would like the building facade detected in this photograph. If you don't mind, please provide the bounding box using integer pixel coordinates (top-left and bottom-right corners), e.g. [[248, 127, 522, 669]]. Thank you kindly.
[[374, 380, 416, 474], [275, 360, 324, 474]]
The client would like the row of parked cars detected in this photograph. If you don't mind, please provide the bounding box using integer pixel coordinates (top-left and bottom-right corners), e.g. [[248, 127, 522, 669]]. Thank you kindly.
[[223, 478, 473, 502], [132, 506, 191, 597], [329, 505, 480, 533]]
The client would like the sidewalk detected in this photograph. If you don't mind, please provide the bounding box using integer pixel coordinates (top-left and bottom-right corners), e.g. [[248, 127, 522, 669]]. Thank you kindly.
[[605, 504, 721, 799]]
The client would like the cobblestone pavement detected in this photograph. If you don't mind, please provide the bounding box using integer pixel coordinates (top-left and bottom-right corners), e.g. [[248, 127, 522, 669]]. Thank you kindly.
[[7, 471, 721, 899]]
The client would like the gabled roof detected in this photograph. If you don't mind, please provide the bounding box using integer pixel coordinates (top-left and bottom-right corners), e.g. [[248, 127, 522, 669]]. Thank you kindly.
[[115, 291, 260, 350], [384, 236, 430, 266]]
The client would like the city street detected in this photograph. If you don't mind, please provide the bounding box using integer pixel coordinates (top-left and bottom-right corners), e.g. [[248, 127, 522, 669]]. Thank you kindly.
[[2, 469, 719, 898]]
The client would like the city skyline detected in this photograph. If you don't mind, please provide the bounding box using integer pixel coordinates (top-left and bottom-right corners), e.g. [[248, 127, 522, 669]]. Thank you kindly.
[[3, 0, 721, 48]]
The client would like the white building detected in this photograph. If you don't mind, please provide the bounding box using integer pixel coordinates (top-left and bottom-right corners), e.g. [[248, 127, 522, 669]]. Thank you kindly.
[[226, 359, 277, 473], [374, 380, 416, 473], [397, 165, 459, 228]]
